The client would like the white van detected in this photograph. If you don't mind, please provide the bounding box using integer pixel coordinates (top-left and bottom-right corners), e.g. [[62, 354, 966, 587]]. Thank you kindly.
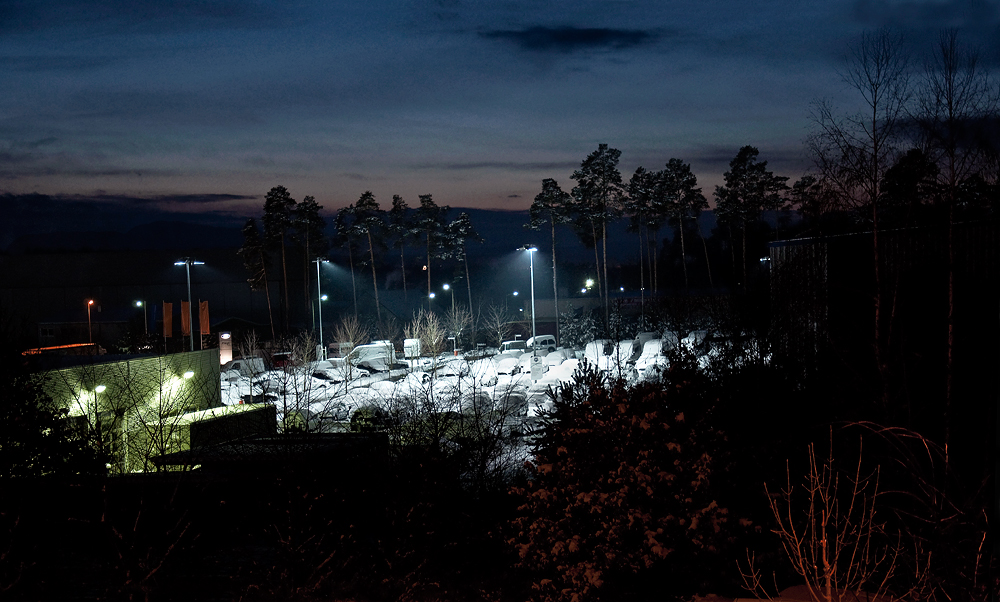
[[499, 340, 528, 355], [526, 335, 557, 353]]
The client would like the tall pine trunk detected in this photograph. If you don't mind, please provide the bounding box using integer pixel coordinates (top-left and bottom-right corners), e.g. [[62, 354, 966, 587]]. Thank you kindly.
[[280, 235, 290, 332], [400, 246, 408, 303], [348, 244, 358, 319], [366, 232, 381, 323], [261, 250, 275, 340], [679, 216, 689, 290], [551, 219, 560, 345], [698, 219, 714, 289]]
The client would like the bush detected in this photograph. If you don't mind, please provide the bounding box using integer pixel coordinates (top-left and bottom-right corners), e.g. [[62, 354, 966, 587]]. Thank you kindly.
[[509, 358, 733, 601]]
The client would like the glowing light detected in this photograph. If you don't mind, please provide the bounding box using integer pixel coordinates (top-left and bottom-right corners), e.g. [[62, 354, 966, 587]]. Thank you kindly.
[[429, 292, 436, 298], [442, 283, 450, 290], [320, 294, 328, 301], [88, 300, 94, 306], [183, 371, 194, 379], [95, 385, 106, 393]]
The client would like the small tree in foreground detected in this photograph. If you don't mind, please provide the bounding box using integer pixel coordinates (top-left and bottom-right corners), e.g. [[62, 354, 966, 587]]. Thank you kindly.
[[510, 358, 731, 602], [741, 434, 920, 602]]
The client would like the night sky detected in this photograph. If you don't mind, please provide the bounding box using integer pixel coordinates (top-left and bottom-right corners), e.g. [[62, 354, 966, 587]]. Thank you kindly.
[[2, 1, 998, 222]]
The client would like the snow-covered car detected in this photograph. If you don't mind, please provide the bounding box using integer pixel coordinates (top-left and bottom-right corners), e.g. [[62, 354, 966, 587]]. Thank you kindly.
[[495, 355, 521, 375], [634, 339, 669, 380], [544, 348, 572, 367], [310, 360, 370, 383], [583, 340, 615, 372]]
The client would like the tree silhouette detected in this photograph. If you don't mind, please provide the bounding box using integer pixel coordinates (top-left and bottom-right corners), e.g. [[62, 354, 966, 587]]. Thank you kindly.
[[913, 29, 999, 467], [809, 28, 909, 396], [292, 195, 327, 324], [412, 194, 450, 302], [238, 217, 275, 339], [527, 178, 574, 345], [262, 185, 297, 332], [447, 212, 483, 316], [714, 146, 788, 290], [657, 158, 709, 291], [388, 195, 413, 302], [348, 191, 386, 323], [625, 166, 660, 295], [570, 144, 625, 326], [334, 208, 360, 319]]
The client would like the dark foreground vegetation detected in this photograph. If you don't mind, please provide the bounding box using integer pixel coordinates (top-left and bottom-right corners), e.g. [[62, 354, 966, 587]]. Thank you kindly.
[[1, 296, 995, 601]]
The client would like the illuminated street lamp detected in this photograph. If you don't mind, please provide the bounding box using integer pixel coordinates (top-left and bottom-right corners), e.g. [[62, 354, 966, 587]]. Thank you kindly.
[[314, 258, 329, 360], [135, 300, 147, 336], [173, 258, 204, 352], [519, 245, 538, 356], [442, 283, 455, 313], [87, 299, 94, 343]]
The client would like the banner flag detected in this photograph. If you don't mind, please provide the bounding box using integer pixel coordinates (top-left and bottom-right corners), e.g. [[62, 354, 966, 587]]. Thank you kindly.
[[181, 301, 191, 336], [199, 301, 210, 335], [163, 302, 173, 337]]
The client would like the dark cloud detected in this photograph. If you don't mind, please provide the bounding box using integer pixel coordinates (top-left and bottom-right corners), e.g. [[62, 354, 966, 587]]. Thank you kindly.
[[0, 192, 251, 249], [0, 0, 294, 34], [0, 163, 181, 180], [480, 26, 657, 53], [850, 0, 1000, 51], [423, 160, 579, 171], [88, 193, 257, 205]]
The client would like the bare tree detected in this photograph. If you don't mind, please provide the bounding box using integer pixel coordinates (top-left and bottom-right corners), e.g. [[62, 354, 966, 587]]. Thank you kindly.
[[443, 305, 473, 352], [808, 28, 909, 399], [741, 435, 922, 602], [913, 30, 998, 470], [333, 315, 370, 383], [483, 303, 512, 348]]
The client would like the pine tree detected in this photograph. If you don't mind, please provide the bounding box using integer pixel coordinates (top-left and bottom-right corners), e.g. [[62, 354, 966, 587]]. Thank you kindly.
[[527, 178, 573, 345], [261, 185, 297, 332], [571, 144, 624, 328], [238, 217, 275, 339]]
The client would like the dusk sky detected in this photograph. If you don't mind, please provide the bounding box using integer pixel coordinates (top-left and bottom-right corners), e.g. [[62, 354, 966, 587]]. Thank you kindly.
[[2, 0, 998, 220]]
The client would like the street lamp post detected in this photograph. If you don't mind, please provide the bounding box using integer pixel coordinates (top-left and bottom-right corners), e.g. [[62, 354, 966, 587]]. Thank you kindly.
[[315, 258, 328, 360], [519, 246, 538, 356], [442, 283, 454, 313], [87, 300, 94, 343], [174, 258, 204, 352], [135, 300, 147, 336]]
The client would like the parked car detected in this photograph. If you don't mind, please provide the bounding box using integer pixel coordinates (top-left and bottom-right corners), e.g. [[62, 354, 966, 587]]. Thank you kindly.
[[498, 339, 528, 355], [526, 334, 557, 353]]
